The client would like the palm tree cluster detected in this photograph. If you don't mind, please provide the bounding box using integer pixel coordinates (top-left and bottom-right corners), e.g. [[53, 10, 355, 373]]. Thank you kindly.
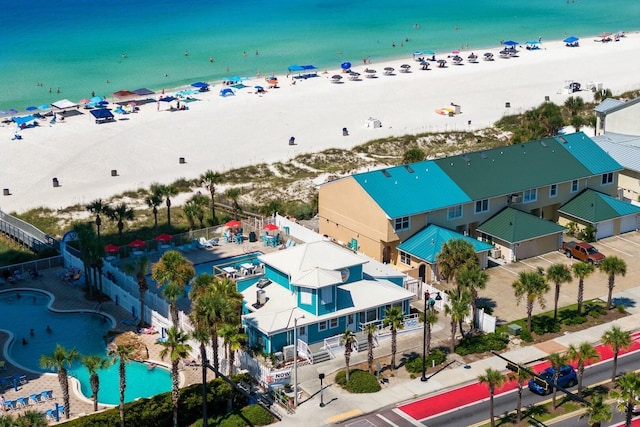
[[85, 198, 135, 239]]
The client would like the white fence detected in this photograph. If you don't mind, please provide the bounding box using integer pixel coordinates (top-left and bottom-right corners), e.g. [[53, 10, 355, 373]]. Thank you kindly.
[[274, 214, 324, 243]]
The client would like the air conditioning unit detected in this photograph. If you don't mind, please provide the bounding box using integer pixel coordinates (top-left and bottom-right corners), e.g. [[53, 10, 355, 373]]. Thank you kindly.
[[511, 194, 522, 204], [283, 345, 295, 361], [490, 248, 502, 258]]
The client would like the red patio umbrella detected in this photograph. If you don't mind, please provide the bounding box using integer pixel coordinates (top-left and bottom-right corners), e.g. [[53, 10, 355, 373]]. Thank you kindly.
[[155, 233, 172, 242], [129, 239, 146, 248], [225, 220, 242, 228], [263, 223, 278, 231], [105, 243, 120, 253]]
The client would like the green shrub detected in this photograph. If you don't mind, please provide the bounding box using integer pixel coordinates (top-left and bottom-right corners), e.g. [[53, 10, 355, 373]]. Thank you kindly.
[[336, 369, 381, 393], [531, 315, 560, 335], [559, 309, 587, 326], [617, 304, 626, 314], [519, 328, 533, 342], [404, 349, 447, 373], [217, 405, 274, 427], [455, 333, 508, 356], [586, 304, 607, 317]]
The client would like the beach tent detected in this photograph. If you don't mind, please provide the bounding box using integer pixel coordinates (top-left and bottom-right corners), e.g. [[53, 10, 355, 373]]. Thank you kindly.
[[51, 99, 78, 109], [132, 88, 155, 95], [90, 108, 115, 123], [112, 90, 137, 99], [14, 115, 37, 126], [219, 88, 235, 97]]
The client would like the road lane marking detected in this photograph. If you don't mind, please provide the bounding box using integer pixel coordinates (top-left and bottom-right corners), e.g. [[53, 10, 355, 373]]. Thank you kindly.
[[376, 414, 401, 427], [391, 409, 425, 426], [498, 265, 520, 276], [615, 235, 640, 247], [596, 241, 633, 257]]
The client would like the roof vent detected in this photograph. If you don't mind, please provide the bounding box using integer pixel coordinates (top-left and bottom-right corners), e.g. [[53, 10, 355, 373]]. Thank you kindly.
[[557, 136, 568, 143], [381, 169, 391, 178], [404, 165, 414, 173], [540, 140, 548, 147]]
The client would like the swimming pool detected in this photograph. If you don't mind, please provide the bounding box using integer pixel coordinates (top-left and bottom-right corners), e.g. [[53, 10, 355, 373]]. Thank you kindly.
[[0, 290, 171, 405]]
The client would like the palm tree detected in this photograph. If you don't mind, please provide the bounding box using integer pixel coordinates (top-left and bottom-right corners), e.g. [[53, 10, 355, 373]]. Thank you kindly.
[[153, 183, 178, 231], [383, 306, 405, 371], [435, 239, 478, 291], [579, 394, 612, 427], [601, 325, 632, 382], [547, 352, 569, 409], [189, 320, 210, 426], [145, 191, 164, 236], [157, 326, 192, 427], [508, 367, 531, 423], [609, 372, 640, 427], [363, 323, 378, 374], [191, 287, 232, 375], [477, 368, 505, 427], [124, 255, 150, 327], [86, 198, 108, 240], [74, 221, 100, 298], [599, 256, 627, 310], [107, 342, 134, 427], [105, 202, 135, 239], [444, 288, 471, 353], [152, 250, 195, 326], [340, 329, 357, 383], [457, 265, 488, 330], [594, 88, 613, 102], [571, 262, 595, 314], [81, 354, 113, 412], [39, 344, 79, 420], [14, 410, 48, 427], [200, 170, 223, 225], [512, 270, 550, 333], [420, 309, 438, 361], [567, 341, 600, 397], [219, 323, 246, 375], [564, 96, 585, 116], [226, 188, 242, 220], [546, 263, 572, 322]]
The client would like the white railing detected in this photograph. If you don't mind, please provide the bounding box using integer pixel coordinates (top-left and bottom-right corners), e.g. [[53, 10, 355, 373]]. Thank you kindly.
[[297, 339, 313, 364], [274, 213, 324, 243]]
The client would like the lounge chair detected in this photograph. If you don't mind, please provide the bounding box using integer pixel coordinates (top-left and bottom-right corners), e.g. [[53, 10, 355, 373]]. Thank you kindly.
[[16, 397, 29, 408], [14, 374, 27, 385], [198, 237, 214, 249], [42, 390, 54, 401], [29, 393, 43, 405]]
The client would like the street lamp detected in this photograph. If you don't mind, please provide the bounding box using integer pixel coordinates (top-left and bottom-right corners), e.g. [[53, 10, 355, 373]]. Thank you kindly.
[[319, 373, 325, 407], [293, 315, 305, 408], [421, 291, 430, 382]]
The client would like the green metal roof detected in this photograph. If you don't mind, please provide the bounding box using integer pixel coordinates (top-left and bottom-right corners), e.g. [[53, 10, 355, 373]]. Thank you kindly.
[[431, 132, 618, 200], [554, 133, 622, 175], [476, 208, 566, 243], [352, 161, 470, 218], [558, 189, 640, 222], [397, 224, 493, 263]]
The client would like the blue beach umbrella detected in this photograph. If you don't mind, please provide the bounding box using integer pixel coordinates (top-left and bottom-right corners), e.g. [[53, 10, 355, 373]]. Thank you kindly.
[[191, 81, 209, 88], [503, 40, 518, 46], [89, 96, 103, 103], [412, 51, 423, 56], [563, 36, 579, 43], [423, 50, 435, 55], [7, 109, 18, 115], [26, 106, 37, 111], [341, 61, 351, 70], [38, 104, 50, 110]]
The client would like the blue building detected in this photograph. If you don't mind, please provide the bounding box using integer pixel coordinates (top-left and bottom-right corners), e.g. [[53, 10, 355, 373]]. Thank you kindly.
[[239, 240, 414, 355]]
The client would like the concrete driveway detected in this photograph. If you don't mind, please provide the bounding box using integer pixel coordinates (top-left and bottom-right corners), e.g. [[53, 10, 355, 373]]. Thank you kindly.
[[481, 232, 640, 324]]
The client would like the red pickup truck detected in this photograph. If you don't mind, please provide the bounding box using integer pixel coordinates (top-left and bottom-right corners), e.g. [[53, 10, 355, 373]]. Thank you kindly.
[[561, 241, 605, 265]]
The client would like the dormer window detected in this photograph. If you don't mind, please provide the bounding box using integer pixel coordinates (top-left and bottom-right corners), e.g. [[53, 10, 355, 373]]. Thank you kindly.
[[394, 216, 410, 231]]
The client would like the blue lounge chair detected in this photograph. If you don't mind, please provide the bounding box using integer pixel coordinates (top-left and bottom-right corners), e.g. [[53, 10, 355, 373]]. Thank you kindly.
[[42, 390, 53, 400], [16, 396, 29, 408], [30, 393, 43, 404]]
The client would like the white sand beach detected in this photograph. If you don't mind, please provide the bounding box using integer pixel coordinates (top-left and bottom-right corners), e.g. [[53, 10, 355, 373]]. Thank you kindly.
[[1, 34, 639, 213]]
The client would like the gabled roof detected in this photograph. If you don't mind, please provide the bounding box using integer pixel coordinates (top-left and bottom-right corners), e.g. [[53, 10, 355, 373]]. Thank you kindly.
[[290, 267, 342, 289], [352, 161, 470, 218], [397, 224, 493, 263], [594, 98, 626, 113], [592, 133, 640, 172], [558, 189, 640, 222], [555, 133, 622, 175], [476, 208, 566, 243], [258, 240, 366, 275]]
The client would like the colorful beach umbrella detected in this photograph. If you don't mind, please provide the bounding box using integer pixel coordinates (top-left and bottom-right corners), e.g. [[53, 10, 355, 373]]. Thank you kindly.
[[105, 243, 120, 253], [26, 106, 37, 111], [79, 98, 90, 104], [503, 40, 518, 46], [128, 239, 146, 248], [225, 219, 242, 228], [263, 223, 279, 231], [38, 104, 50, 110], [155, 233, 172, 242], [423, 50, 435, 55], [340, 61, 351, 70]]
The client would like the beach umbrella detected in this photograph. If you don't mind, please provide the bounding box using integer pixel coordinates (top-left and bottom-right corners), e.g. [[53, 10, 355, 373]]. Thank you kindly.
[[254, 85, 264, 90], [105, 243, 120, 253], [191, 81, 209, 88], [128, 239, 146, 249], [340, 61, 351, 70], [98, 100, 109, 106], [503, 40, 518, 46], [452, 50, 460, 55], [225, 219, 242, 228], [38, 104, 50, 110], [563, 36, 579, 43], [159, 96, 177, 102], [155, 233, 172, 242], [423, 50, 435, 55], [412, 51, 423, 56], [90, 96, 103, 103], [7, 109, 18, 115], [26, 106, 37, 111], [263, 223, 279, 231]]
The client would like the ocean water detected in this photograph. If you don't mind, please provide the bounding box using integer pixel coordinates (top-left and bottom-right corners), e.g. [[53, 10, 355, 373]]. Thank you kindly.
[[1, 0, 639, 111]]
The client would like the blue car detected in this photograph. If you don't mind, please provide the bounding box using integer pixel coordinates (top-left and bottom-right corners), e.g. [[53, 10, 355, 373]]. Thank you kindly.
[[528, 365, 578, 395]]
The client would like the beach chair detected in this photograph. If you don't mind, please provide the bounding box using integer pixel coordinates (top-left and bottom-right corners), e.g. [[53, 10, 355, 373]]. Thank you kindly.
[[30, 393, 43, 405], [5, 400, 16, 411], [16, 397, 29, 408], [42, 390, 54, 401], [46, 409, 55, 420], [208, 237, 219, 246], [15, 374, 27, 385]]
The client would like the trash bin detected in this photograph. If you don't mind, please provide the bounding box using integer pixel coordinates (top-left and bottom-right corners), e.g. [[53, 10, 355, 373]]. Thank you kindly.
[[342, 127, 349, 136], [289, 137, 295, 145], [249, 231, 257, 242], [507, 324, 522, 336], [52, 178, 60, 188]]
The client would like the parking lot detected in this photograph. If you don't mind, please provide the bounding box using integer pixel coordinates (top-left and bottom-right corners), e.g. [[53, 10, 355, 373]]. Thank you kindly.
[[482, 231, 640, 324]]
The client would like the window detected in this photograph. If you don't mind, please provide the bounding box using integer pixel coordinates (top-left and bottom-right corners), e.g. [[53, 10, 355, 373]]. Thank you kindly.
[[394, 216, 410, 231], [400, 251, 411, 265], [347, 314, 354, 325], [474, 199, 489, 214], [300, 288, 312, 305], [365, 308, 377, 323], [318, 321, 327, 331], [447, 205, 463, 220], [299, 326, 306, 336], [571, 179, 579, 193], [320, 287, 333, 305], [549, 184, 558, 198], [601, 172, 614, 185], [329, 318, 338, 329], [523, 188, 537, 203]]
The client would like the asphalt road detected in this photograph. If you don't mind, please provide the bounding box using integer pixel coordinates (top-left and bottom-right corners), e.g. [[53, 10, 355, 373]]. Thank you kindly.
[[343, 350, 640, 427]]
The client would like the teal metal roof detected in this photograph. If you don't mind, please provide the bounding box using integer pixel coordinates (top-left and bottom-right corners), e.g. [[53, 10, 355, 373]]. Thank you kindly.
[[476, 208, 566, 243], [352, 161, 470, 218], [558, 189, 640, 222], [397, 224, 493, 263], [554, 133, 622, 175]]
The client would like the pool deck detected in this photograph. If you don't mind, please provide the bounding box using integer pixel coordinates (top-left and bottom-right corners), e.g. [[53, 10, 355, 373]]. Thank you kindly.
[[0, 237, 281, 423]]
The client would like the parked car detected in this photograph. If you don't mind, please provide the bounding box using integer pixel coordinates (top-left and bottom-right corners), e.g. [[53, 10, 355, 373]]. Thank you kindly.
[[560, 241, 605, 265], [528, 365, 578, 395]]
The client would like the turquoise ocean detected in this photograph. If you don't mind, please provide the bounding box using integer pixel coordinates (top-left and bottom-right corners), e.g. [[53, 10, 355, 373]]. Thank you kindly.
[[1, 0, 639, 111]]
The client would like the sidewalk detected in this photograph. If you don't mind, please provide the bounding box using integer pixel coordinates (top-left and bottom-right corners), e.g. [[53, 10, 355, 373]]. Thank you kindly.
[[275, 290, 640, 427]]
